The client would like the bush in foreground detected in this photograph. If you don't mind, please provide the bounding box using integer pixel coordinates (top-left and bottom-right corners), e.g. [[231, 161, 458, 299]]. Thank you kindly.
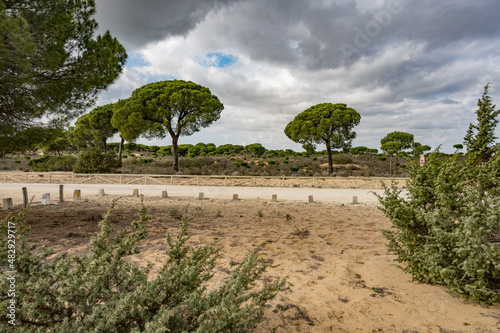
[[0, 201, 289, 332], [377, 85, 500, 304]]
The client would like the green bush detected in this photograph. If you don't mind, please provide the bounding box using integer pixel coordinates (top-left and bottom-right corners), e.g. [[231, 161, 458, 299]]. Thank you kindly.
[[28, 156, 77, 171], [290, 167, 300, 172], [0, 201, 289, 331], [233, 161, 250, 168], [23, 156, 31, 160], [377, 85, 500, 304], [331, 155, 353, 164], [73, 148, 121, 173], [14, 160, 21, 163], [140, 158, 153, 164]]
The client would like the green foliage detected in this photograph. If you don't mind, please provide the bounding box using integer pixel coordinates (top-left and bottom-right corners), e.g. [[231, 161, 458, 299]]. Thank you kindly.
[[245, 143, 267, 157], [377, 87, 500, 304], [112, 80, 224, 171], [284, 103, 361, 174], [28, 155, 77, 171], [73, 148, 121, 173], [411, 142, 431, 156], [381, 131, 414, 150], [42, 137, 71, 156], [464, 83, 500, 165], [381, 131, 414, 175], [158, 145, 173, 156], [139, 158, 153, 164], [71, 104, 119, 152], [177, 144, 194, 157], [350, 146, 368, 155], [0, 201, 289, 331], [233, 161, 250, 168], [0, 0, 126, 135]]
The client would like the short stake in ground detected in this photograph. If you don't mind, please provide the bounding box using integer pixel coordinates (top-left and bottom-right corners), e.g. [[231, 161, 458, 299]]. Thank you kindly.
[[41, 193, 50, 205], [73, 189, 81, 200], [2, 198, 13, 210]]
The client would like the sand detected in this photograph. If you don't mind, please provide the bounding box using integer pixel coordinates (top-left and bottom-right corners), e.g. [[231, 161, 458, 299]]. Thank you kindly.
[[0, 189, 499, 332]]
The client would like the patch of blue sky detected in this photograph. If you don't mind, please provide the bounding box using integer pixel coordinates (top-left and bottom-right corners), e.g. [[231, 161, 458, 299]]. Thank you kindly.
[[125, 53, 149, 68], [200, 52, 237, 68]]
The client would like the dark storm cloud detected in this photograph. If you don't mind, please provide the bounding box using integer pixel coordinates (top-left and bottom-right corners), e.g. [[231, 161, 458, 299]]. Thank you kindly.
[[94, 0, 240, 51], [221, 0, 498, 69], [95, 0, 500, 69]]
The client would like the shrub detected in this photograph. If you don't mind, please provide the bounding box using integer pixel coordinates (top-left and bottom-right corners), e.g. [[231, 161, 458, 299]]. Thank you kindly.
[[140, 158, 153, 164], [290, 167, 300, 172], [0, 201, 289, 331], [377, 85, 500, 304], [332, 155, 353, 164], [73, 148, 121, 173], [267, 160, 276, 165], [29, 155, 77, 171], [23, 156, 31, 160], [14, 160, 21, 163]]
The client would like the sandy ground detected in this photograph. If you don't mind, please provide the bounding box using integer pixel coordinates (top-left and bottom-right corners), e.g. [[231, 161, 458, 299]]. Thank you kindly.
[[0, 188, 499, 332]]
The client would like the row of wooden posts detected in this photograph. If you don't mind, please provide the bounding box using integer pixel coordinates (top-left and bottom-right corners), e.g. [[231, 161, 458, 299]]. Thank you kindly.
[[2, 185, 359, 210]]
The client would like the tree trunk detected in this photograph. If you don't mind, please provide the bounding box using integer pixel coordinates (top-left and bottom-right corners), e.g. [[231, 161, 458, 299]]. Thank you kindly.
[[394, 155, 397, 175], [118, 137, 124, 160], [103, 138, 107, 154], [326, 142, 333, 174], [172, 136, 179, 172], [389, 155, 393, 175]]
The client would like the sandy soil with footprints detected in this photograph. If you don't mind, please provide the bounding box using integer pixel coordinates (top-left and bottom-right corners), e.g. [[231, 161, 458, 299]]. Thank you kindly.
[[1, 193, 499, 332]]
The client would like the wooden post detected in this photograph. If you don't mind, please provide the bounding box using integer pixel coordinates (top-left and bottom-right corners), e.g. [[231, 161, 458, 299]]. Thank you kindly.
[[41, 193, 50, 205], [2, 198, 13, 210], [308, 195, 314, 204], [22, 187, 28, 208], [162, 191, 168, 198], [59, 185, 64, 202], [73, 189, 81, 200], [132, 189, 139, 197], [272, 194, 277, 202], [98, 189, 105, 196], [233, 194, 238, 201], [352, 196, 358, 204], [198, 192, 204, 200]]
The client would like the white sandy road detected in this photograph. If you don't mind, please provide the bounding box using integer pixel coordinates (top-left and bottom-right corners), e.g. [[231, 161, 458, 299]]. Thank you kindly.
[[0, 183, 404, 207]]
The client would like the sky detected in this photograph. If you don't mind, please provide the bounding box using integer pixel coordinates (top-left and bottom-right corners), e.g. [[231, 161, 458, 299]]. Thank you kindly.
[[93, 0, 500, 153]]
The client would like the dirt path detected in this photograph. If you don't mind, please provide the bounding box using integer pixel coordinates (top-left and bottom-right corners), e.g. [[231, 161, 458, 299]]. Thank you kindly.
[[1, 194, 498, 332], [0, 183, 393, 206]]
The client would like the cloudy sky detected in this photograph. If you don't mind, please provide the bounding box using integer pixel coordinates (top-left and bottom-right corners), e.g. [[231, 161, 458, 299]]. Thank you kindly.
[[93, 0, 500, 153]]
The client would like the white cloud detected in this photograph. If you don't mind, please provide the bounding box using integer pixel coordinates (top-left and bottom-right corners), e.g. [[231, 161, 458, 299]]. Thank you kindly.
[[97, 0, 500, 153]]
